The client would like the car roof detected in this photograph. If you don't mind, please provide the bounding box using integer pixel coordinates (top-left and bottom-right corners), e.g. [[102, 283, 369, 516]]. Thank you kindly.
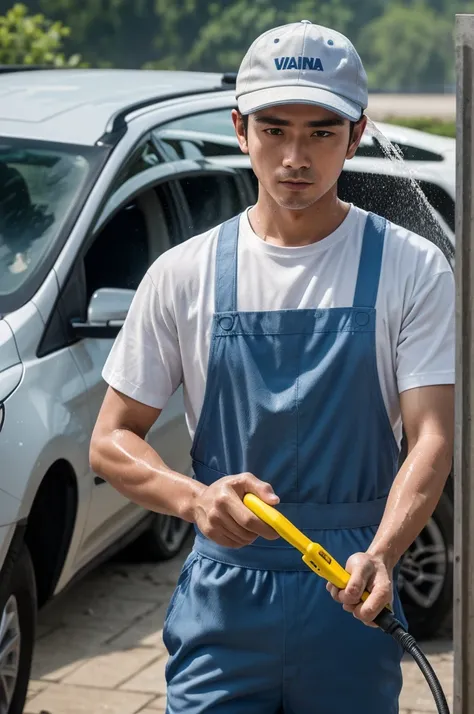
[[0, 68, 227, 145], [0, 68, 455, 161]]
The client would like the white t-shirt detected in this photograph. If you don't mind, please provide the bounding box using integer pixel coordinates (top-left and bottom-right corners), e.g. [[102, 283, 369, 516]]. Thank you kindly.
[[102, 205, 455, 446]]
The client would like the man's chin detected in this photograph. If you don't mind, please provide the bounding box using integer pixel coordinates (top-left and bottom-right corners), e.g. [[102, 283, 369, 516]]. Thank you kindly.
[[274, 193, 319, 211]]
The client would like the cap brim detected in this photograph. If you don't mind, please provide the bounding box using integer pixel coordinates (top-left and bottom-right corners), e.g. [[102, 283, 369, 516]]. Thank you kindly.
[[237, 85, 362, 121]]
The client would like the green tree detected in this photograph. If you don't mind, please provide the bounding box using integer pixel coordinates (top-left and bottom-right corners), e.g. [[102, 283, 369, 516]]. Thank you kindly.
[[359, 0, 454, 91], [0, 0, 459, 88], [34, 0, 155, 67], [0, 3, 83, 65], [145, 0, 355, 71]]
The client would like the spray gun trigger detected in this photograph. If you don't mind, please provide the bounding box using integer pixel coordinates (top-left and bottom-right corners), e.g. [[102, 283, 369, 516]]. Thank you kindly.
[[302, 553, 321, 575]]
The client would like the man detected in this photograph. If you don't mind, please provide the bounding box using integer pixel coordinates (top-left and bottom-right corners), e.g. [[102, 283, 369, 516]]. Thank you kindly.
[[90, 20, 454, 714]]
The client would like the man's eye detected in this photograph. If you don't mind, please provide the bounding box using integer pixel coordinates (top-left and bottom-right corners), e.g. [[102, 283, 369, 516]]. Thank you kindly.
[[265, 128, 283, 136], [313, 131, 332, 138]]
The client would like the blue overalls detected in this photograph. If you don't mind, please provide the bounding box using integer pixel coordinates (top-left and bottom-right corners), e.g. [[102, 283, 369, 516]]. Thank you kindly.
[[163, 212, 408, 714]]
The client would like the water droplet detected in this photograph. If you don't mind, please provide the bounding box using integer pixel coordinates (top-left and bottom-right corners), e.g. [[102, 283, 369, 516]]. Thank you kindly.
[[328, 39, 334, 46]]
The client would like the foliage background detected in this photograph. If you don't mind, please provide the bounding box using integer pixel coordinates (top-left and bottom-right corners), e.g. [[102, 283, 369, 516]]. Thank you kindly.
[[0, 0, 467, 92]]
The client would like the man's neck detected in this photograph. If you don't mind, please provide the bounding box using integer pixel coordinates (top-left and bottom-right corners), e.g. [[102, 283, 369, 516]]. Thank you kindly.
[[248, 190, 351, 248]]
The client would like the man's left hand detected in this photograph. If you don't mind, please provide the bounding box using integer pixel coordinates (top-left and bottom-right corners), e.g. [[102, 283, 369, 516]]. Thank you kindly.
[[326, 552, 393, 627]]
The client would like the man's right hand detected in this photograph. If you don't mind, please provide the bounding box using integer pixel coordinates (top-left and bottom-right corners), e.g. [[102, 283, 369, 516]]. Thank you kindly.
[[191, 473, 280, 548]]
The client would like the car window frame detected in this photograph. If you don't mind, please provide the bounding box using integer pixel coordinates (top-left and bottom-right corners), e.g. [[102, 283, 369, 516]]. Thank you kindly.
[[94, 159, 243, 239]]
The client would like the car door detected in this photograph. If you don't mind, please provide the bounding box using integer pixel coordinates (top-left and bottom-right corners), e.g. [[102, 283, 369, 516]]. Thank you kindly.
[[71, 153, 247, 564], [68, 161, 178, 564]]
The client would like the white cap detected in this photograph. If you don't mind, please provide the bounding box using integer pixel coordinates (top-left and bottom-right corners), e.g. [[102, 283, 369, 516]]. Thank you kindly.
[[236, 20, 368, 121]]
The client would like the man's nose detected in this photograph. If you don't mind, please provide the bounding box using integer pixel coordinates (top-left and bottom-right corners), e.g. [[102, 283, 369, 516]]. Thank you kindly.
[[282, 139, 311, 170]]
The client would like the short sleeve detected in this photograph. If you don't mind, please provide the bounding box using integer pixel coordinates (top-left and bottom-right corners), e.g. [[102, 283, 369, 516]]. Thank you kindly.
[[396, 268, 455, 393], [102, 270, 183, 409]]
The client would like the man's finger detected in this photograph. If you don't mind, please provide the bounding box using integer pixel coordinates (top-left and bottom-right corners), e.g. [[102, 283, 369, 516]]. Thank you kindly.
[[355, 583, 392, 624], [352, 602, 379, 628], [326, 583, 341, 601], [341, 556, 375, 605], [212, 528, 252, 548], [207, 502, 258, 546], [228, 493, 280, 540], [219, 511, 260, 544], [240, 474, 280, 506]]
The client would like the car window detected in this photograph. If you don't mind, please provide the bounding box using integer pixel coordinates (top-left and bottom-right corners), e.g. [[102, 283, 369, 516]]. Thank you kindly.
[[0, 141, 102, 301], [178, 173, 243, 236], [83, 185, 173, 302], [154, 108, 240, 162]]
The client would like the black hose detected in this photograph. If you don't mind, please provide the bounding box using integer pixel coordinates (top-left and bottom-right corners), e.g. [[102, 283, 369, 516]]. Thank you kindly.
[[374, 610, 450, 714]]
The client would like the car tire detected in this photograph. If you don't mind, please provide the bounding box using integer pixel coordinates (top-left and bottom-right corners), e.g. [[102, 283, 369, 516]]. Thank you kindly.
[[0, 544, 37, 714], [132, 514, 192, 562], [398, 490, 453, 641]]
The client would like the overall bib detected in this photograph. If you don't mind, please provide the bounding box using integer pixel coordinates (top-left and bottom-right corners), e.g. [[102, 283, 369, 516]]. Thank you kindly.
[[163, 212, 408, 714]]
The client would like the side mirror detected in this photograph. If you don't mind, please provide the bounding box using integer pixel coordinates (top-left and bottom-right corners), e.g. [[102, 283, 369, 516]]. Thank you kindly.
[[70, 287, 135, 339]]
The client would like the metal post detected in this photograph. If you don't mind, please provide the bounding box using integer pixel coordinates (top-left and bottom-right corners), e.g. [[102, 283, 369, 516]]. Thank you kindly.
[[454, 14, 474, 714]]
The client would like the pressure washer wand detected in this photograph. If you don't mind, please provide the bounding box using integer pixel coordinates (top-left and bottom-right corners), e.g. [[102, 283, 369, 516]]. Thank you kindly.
[[243, 493, 451, 714]]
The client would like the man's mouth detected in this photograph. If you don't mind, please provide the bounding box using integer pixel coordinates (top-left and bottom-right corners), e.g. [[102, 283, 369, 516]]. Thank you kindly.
[[279, 180, 313, 190]]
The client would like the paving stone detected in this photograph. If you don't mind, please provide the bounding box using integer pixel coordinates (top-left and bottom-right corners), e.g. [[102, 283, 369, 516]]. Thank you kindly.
[[31, 626, 112, 681], [103, 581, 172, 604], [62, 647, 160, 688], [26, 680, 48, 701], [106, 602, 169, 651], [400, 692, 454, 712], [70, 572, 174, 604], [38, 594, 156, 631], [120, 655, 167, 695], [148, 697, 167, 711], [141, 549, 192, 586], [35, 623, 57, 640], [23, 684, 153, 714]]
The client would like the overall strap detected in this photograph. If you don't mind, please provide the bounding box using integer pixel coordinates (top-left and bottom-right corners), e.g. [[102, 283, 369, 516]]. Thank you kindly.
[[214, 214, 241, 313], [353, 212, 387, 309]]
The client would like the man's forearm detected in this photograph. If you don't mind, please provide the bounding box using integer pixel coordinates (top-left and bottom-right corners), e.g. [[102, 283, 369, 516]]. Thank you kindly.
[[89, 428, 205, 522], [367, 434, 452, 570]]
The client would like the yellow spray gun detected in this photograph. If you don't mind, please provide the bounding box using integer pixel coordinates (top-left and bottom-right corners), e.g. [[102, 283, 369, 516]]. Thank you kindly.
[[243, 493, 388, 609], [243, 493, 450, 714]]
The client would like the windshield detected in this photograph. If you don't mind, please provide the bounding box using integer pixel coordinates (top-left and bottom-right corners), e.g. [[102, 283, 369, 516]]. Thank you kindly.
[[0, 139, 106, 307]]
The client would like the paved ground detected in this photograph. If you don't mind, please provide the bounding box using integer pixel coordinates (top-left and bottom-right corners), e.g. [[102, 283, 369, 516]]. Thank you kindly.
[[24, 538, 453, 714]]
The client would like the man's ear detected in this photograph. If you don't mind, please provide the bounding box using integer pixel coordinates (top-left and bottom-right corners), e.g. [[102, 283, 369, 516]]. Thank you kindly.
[[232, 109, 249, 154], [346, 115, 367, 160]]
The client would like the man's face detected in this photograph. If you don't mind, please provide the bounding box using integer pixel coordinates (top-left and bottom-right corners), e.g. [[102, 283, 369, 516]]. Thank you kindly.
[[232, 104, 366, 211]]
